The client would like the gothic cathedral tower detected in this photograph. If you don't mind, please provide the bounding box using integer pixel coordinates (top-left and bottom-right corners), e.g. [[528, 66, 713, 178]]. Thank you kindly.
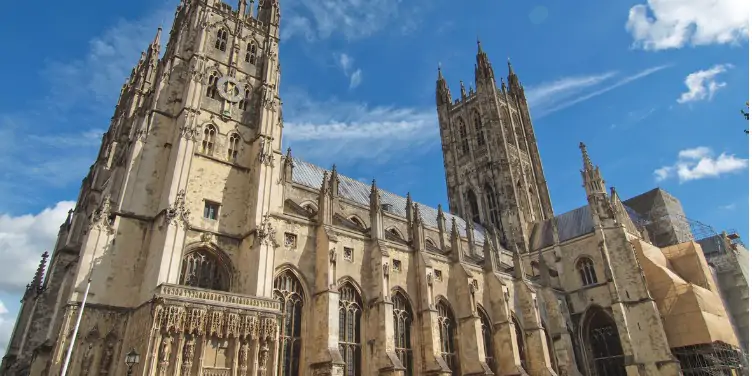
[[436, 41, 554, 251], [2, 1, 287, 375]]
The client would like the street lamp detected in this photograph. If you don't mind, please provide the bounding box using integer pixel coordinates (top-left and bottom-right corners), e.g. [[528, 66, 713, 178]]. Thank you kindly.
[[124, 348, 140, 376]]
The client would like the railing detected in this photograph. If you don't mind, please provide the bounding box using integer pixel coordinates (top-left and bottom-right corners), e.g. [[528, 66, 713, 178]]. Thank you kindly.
[[154, 283, 281, 312], [202, 368, 231, 376]]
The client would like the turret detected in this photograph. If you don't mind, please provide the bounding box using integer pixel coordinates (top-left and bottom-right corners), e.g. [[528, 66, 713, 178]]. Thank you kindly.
[[436, 65, 452, 106], [437, 204, 447, 251], [507, 58, 522, 94], [474, 39, 495, 84], [369, 180, 384, 240], [317, 171, 333, 225], [282, 148, 294, 183], [257, 0, 281, 29], [579, 142, 616, 226]]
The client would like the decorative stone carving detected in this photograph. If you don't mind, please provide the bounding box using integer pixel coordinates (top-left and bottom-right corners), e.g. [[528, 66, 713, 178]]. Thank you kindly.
[[257, 138, 275, 166], [180, 124, 200, 140], [158, 336, 173, 374], [98, 341, 115, 374], [91, 194, 115, 234], [258, 338, 270, 376], [256, 214, 278, 247], [181, 336, 196, 374], [200, 232, 213, 244], [382, 262, 389, 277], [80, 342, 94, 375], [238, 340, 250, 376], [426, 271, 433, 286], [329, 248, 337, 264], [164, 190, 190, 228]]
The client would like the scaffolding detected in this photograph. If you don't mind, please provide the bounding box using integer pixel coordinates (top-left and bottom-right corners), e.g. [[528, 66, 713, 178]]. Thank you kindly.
[[673, 342, 748, 376]]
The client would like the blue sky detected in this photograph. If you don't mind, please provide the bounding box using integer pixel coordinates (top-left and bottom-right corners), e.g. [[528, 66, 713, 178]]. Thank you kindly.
[[0, 0, 748, 352]]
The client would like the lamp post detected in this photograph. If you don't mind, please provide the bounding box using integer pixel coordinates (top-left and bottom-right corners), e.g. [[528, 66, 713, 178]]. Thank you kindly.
[[125, 348, 140, 376]]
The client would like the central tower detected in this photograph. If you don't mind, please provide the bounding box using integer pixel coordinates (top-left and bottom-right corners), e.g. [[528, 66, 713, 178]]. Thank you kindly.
[[436, 42, 553, 251]]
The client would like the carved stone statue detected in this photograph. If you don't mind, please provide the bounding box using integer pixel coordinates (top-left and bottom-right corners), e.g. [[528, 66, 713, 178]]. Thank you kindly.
[[258, 338, 270, 376], [80, 342, 94, 375], [98, 342, 114, 374]]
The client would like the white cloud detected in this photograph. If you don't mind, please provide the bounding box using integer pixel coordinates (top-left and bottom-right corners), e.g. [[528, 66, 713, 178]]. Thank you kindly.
[[626, 0, 749, 50], [0, 201, 74, 354], [528, 65, 670, 118], [677, 64, 733, 104], [282, 89, 437, 165], [281, 0, 425, 41], [719, 203, 737, 210], [654, 146, 748, 183], [336, 53, 364, 89]]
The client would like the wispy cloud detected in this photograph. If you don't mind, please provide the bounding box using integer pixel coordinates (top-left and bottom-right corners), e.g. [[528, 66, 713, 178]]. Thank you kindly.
[[626, 0, 749, 51], [528, 65, 670, 118], [719, 203, 737, 210], [282, 89, 437, 166], [336, 53, 363, 89], [281, 0, 430, 41], [677, 64, 733, 104], [654, 146, 748, 183]]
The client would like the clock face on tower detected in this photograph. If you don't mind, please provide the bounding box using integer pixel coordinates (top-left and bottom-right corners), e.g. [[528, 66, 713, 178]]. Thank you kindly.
[[216, 76, 244, 103]]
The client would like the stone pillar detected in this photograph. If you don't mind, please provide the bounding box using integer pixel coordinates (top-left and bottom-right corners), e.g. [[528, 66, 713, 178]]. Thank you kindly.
[[514, 280, 556, 376]]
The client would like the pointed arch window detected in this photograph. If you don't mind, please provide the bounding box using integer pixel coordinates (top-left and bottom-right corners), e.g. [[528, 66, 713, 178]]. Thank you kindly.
[[275, 271, 305, 376], [339, 283, 362, 376], [206, 72, 219, 99], [238, 88, 251, 111], [473, 111, 485, 146], [512, 315, 527, 371], [214, 28, 228, 52], [227, 133, 240, 162], [437, 301, 459, 374], [392, 291, 413, 376], [484, 184, 502, 231], [179, 249, 230, 291], [458, 119, 470, 155], [245, 43, 258, 64], [584, 308, 627, 376], [202, 125, 216, 155], [349, 216, 365, 229], [466, 189, 481, 224], [478, 305, 495, 369], [577, 258, 598, 286]]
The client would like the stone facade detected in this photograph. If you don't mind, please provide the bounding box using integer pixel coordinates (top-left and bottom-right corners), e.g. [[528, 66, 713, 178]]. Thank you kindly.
[[0, 1, 744, 376]]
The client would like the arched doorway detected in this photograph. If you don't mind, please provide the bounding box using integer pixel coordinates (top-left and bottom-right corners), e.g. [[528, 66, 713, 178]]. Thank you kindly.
[[582, 307, 627, 376]]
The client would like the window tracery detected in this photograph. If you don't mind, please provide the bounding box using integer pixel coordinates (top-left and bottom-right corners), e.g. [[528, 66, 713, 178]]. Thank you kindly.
[[474, 111, 485, 146], [458, 119, 470, 155], [238, 87, 251, 111], [478, 305, 495, 369], [466, 189, 481, 224], [392, 291, 413, 376], [274, 271, 304, 376], [438, 301, 459, 375], [339, 283, 362, 376], [215, 28, 228, 52], [178, 249, 230, 291], [245, 43, 258, 64], [484, 184, 502, 231], [206, 72, 219, 99], [513, 315, 527, 371], [202, 125, 216, 155], [585, 308, 627, 376], [227, 133, 240, 162], [577, 258, 598, 286]]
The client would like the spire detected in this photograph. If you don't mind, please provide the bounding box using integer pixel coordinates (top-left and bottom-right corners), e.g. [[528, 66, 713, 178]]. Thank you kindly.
[[405, 192, 414, 226], [437, 204, 447, 251], [370, 179, 380, 207], [152, 27, 162, 47], [507, 57, 521, 91], [369, 179, 384, 239], [450, 217, 464, 263], [282, 148, 294, 183], [329, 164, 340, 197], [32, 252, 49, 292], [475, 38, 494, 82], [511, 235, 526, 280], [579, 142, 593, 171], [460, 80, 467, 98], [436, 64, 452, 106]]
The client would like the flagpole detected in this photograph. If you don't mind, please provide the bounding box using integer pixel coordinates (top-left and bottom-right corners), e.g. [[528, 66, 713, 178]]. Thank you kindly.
[[59, 274, 92, 376]]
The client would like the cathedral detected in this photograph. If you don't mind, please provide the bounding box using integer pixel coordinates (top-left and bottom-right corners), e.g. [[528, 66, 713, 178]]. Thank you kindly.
[[1, 0, 746, 375]]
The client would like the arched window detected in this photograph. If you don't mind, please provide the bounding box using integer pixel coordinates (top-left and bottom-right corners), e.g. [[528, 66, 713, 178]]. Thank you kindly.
[[478, 305, 495, 369], [349, 216, 365, 229], [512, 315, 527, 371], [387, 228, 403, 241], [474, 111, 485, 146], [227, 133, 240, 162], [530, 261, 540, 277], [466, 190, 480, 224], [583, 307, 626, 376], [245, 43, 258, 64], [179, 249, 230, 291], [392, 291, 413, 376], [437, 301, 459, 374], [238, 88, 251, 111], [206, 72, 219, 99], [484, 184, 502, 231], [274, 271, 305, 376], [214, 28, 228, 52], [339, 283, 362, 376], [577, 258, 598, 286], [458, 119, 470, 155], [202, 125, 216, 155]]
